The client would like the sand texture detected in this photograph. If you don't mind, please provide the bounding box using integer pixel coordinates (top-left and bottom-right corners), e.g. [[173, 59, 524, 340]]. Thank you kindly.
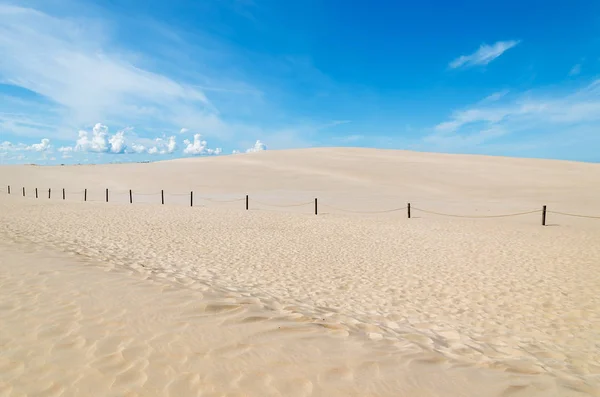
[[1, 148, 599, 396]]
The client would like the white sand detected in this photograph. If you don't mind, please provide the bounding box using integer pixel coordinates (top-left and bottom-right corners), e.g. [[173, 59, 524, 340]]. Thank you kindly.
[[1, 148, 599, 396]]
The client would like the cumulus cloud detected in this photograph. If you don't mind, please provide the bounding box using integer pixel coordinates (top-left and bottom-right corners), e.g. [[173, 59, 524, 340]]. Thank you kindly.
[[449, 40, 520, 69], [183, 134, 222, 155], [146, 136, 178, 155], [0, 138, 52, 152], [167, 136, 177, 153], [27, 138, 51, 152], [246, 140, 267, 153], [108, 131, 127, 154], [130, 143, 146, 154], [180, 128, 189, 134], [74, 123, 127, 153]]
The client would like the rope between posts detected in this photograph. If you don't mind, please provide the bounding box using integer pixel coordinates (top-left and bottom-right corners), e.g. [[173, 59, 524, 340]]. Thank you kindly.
[[413, 207, 542, 218], [321, 204, 407, 214], [251, 199, 314, 208], [200, 197, 245, 203], [548, 211, 600, 219]]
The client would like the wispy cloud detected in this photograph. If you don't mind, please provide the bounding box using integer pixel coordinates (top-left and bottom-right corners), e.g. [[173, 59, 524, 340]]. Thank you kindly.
[[424, 79, 600, 158], [482, 90, 509, 103], [0, 5, 219, 133], [449, 40, 520, 69], [569, 64, 582, 76]]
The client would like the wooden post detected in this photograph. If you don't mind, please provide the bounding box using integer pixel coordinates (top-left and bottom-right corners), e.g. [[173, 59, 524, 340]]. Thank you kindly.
[[22, 187, 25, 197], [542, 205, 547, 226], [246, 195, 249, 210], [48, 188, 51, 199], [315, 198, 318, 215], [84, 189, 87, 202], [7, 186, 10, 194], [190, 191, 193, 207], [129, 189, 132, 204], [106, 188, 109, 203], [62, 188, 65, 200], [161, 190, 164, 205], [35, 188, 38, 199], [407, 203, 411, 219]]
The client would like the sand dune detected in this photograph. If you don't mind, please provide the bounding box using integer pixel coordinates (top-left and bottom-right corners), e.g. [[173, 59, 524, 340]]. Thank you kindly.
[[1, 148, 599, 396]]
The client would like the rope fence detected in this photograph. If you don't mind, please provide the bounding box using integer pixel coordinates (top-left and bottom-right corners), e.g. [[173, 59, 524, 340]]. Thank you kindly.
[[320, 204, 407, 214], [2, 184, 599, 225], [411, 207, 543, 219]]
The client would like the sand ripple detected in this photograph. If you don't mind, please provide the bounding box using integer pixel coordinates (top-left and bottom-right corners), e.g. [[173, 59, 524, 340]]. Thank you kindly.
[[1, 195, 599, 395]]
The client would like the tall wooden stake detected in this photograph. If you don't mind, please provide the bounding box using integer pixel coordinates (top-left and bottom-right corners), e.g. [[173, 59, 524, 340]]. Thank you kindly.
[[48, 188, 51, 199], [161, 190, 164, 205], [129, 189, 133, 204], [190, 191, 193, 207], [407, 203, 411, 219], [246, 194, 249, 210], [35, 188, 38, 199], [542, 205, 547, 226], [62, 188, 65, 200], [106, 188, 109, 203], [84, 189, 87, 202], [315, 198, 318, 215]]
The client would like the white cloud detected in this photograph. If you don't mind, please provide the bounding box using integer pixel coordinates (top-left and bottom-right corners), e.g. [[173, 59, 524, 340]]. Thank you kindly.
[[183, 134, 222, 155], [569, 64, 582, 76], [449, 40, 520, 69], [27, 138, 51, 152], [180, 128, 189, 134], [108, 131, 127, 154], [483, 90, 509, 103], [147, 136, 178, 155], [246, 140, 267, 153], [426, 79, 600, 152], [58, 146, 73, 159], [0, 5, 215, 133], [74, 123, 127, 153], [131, 143, 146, 154], [0, 138, 52, 152], [167, 136, 177, 153]]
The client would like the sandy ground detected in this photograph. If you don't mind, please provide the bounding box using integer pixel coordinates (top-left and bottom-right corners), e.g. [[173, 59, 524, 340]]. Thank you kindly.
[[1, 148, 599, 396]]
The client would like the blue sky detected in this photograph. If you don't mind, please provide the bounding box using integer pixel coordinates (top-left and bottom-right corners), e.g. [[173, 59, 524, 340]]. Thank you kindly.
[[1, 0, 600, 164]]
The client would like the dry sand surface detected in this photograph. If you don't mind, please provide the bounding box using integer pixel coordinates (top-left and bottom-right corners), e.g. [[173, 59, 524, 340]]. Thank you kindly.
[[1, 148, 599, 396]]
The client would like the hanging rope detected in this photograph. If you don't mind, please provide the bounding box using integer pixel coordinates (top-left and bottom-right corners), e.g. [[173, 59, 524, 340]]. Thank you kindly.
[[548, 210, 600, 219], [412, 207, 542, 218], [251, 199, 314, 208], [321, 204, 407, 214]]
